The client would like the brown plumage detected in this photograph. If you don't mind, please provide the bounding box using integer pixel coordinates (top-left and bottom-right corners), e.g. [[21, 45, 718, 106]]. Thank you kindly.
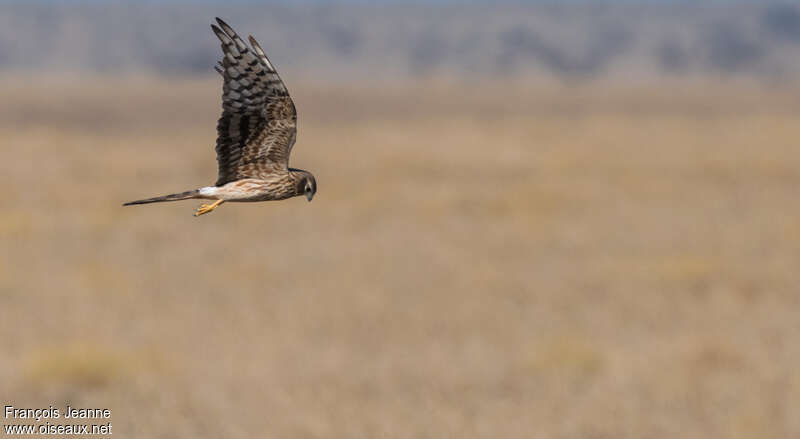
[[124, 18, 317, 216]]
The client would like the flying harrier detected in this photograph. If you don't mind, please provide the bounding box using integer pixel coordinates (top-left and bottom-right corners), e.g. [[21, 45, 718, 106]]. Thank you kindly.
[[124, 18, 316, 216]]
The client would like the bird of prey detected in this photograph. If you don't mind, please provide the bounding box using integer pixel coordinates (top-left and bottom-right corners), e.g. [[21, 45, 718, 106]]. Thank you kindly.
[[124, 18, 316, 216]]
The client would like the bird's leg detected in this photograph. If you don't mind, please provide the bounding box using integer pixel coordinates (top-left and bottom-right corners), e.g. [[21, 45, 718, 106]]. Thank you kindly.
[[194, 199, 225, 216]]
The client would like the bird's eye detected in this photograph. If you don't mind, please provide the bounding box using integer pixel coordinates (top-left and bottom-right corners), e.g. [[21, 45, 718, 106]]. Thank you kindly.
[[305, 184, 311, 193]]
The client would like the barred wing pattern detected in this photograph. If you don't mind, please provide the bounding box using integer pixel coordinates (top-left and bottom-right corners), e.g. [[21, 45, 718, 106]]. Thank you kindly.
[[211, 18, 297, 186]]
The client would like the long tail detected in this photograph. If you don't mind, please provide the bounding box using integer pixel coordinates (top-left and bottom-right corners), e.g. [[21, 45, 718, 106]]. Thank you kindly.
[[123, 190, 200, 206]]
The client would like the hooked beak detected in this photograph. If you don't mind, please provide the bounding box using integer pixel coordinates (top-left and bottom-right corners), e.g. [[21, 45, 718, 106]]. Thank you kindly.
[[306, 192, 313, 202]]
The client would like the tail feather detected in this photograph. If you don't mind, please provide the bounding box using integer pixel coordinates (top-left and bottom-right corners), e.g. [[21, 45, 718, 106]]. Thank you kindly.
[[123, 190, 200, 206]]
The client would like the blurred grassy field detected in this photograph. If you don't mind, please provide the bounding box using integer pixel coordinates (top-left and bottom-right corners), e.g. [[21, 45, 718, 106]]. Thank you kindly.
[[1, 76, 800, 438]]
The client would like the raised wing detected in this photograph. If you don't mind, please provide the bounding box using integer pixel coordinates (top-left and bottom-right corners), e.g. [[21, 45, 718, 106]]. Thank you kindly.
[[211, 18, 297, 186]]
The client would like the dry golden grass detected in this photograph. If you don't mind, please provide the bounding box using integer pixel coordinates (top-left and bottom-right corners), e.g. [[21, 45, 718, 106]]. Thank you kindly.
[[2, 75, 800, 438]]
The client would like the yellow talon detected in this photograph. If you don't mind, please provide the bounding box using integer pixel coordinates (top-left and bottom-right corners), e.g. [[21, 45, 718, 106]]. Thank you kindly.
[[194, 199, 224, 216]]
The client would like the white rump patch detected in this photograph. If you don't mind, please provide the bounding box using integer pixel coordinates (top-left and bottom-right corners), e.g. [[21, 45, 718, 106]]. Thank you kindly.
[[199, 186, 218, 197]]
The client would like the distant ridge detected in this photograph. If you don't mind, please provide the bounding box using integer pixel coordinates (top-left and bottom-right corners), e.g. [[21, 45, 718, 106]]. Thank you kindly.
[[1, 2, 799, 80]]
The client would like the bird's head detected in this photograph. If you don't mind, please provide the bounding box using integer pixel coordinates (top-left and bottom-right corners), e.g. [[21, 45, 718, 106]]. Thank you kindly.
[[293, 170, 317, 202]]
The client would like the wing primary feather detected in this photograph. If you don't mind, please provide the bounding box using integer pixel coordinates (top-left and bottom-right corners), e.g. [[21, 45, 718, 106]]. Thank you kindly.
[[248, 36, 276, 71], [215, 17, 235, 36], [216, 17, 249, 52], [211, 24, 232, 45]]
